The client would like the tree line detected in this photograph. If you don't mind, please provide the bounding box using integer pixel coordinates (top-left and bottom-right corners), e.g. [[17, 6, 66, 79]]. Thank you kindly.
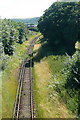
[[1, 19, 28, 56]]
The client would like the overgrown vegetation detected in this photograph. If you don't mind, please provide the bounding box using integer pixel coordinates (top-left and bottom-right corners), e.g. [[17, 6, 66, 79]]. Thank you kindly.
[[47, 51, 80, 117], [33, 37, 80, 118], [63, 51, 80, 115]]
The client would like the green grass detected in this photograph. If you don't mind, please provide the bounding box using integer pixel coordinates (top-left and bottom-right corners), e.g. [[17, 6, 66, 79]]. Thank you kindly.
[[33, 57, 74, 118], [33, 38, 78, 118]]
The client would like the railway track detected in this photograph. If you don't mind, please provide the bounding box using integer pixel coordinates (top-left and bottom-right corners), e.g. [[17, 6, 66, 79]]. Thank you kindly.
[[12, 35, 41, 119]]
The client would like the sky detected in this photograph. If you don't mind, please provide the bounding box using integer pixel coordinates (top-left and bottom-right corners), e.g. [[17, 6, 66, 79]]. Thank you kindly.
[[0, 0, 57, 19]]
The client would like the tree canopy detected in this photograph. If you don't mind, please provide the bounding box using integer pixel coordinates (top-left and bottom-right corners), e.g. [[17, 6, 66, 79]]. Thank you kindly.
[[38, 2, 80, 54]]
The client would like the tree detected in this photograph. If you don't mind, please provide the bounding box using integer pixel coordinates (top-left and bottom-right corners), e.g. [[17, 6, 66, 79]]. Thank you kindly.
[[2, 20, 13, 55], [16, 22, 28, 44], [1, 19, 28, 55], [38, 2, 80, 55]]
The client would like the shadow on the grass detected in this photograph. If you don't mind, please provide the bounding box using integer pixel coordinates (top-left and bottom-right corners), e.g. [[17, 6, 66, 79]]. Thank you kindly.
[[33, 37, 75, 62]]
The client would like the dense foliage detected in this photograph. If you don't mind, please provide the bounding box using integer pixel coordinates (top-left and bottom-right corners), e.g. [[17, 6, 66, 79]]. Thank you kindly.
[[38, 2, 80, 54], [1, 19, 28, 55], [48, 50, 80, 117], [63, 51, 80, 115]]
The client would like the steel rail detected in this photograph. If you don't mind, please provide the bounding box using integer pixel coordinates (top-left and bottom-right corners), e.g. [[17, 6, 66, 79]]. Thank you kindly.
[[12, 35, 42, 119]]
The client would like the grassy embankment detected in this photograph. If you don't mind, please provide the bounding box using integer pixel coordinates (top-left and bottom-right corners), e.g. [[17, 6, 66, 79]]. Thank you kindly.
[[2, 32, 40, 118], [33, 37, 79, 118]]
